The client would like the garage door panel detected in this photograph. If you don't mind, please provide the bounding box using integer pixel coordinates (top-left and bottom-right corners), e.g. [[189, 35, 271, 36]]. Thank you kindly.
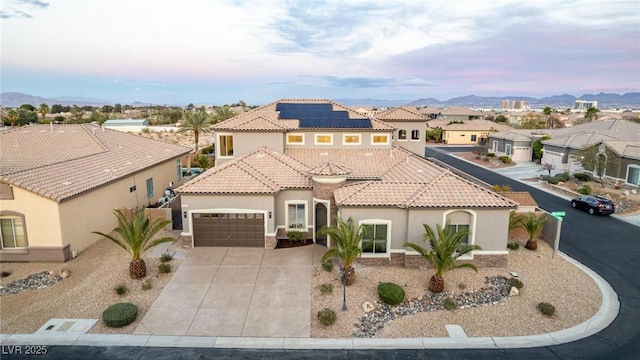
[[193, 213, 264, 247]]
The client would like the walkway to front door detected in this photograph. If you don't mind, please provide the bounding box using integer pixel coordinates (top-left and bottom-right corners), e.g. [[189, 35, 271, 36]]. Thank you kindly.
[[134, 246, 324, 337]]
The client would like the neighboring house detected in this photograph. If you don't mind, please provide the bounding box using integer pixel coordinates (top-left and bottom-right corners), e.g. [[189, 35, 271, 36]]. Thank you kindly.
[[540, 120, 640, 186], [419, 106, 483, 121], [373, 107, 428, 155], [427, 119, 511, 145], [0, 124, 192, 262], [103, 118, 149, 132], [488, 129, 551, 162], [176, 99, 517, 268]]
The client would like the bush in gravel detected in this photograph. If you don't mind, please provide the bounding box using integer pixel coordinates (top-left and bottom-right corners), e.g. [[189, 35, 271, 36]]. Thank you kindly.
[[114, 284, 128, 296], [320, 283, 333, 295], [160, 253, 173, 263], [578, 185, 592, 195], [102, 303, 138, 328], [538, 302, 556, 317], [141, 279, 152, 291], [547, 176, 560, 185], [508, 277, 524, 290], [321, 259, 333, 272], [458, 282, 467, 290], [557, 172, 571, 182], [507, 242, 520, 250], [499, 156, 512, 164], [443, 298, 457, 311], [317, 308, 337, 326], [574, 173, 591, 181], [377, 282, 405, 305], [487, 153, 495, 157], [158, 263, 171, 274]]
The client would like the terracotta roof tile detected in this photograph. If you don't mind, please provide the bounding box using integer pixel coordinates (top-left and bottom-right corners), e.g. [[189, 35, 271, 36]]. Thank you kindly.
[[374, 107, 427, 121], [308, 162, 352, 176], [501, 192, 538, 207], [428, 119, 512, 132]]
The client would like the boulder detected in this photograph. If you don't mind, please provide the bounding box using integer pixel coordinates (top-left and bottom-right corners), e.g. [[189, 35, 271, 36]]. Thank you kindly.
[[362, 301, 375, 313], [509, 286, 519, 296], [60, 269, 71, 279]]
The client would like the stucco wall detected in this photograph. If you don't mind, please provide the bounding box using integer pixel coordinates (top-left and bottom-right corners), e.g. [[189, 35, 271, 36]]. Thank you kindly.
[[391, 121, 425, 155], [215, 132, 285, 166], [283, 130, 394, 149], [340, 207, 408, 250], [444, 130, 486, 145], [274, 190, 314, 232]]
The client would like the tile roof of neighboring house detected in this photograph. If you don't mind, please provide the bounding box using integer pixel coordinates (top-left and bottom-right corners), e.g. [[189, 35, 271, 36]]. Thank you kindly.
[[500, 192, 538, 208], [550, 119, 640, 139], [601, 140, 640, 160], [0, 124, 191, 202], [543, 131, 621, 149], [373, 107, 427, 122], [490, 129, 551, 141], [177, 147, 311, 194], [211, 99, 394, 131], [427, 119, 512, 132], [438, 107, 483, 116]]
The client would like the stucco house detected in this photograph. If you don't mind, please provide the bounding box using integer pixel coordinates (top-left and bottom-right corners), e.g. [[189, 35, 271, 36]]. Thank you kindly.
[[0, 124, 191, 261], [488, 129, 551, 162], [427, 119, 511, 146], [419, 106, 483, 121], [373, 107, 428, 156], [176, 99, 517, 268], [103, 118, 149, 132]]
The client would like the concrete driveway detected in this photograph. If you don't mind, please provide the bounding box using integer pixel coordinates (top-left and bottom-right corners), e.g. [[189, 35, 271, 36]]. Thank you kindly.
[[134, 246, 324, 337]]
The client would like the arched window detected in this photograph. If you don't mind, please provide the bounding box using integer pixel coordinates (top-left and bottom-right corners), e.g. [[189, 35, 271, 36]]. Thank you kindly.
[[442, 210, 477, 259], [398, 130, 407, 140]]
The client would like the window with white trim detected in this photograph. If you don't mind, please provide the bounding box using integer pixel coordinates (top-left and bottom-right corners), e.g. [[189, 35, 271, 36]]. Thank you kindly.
[[176, 159, 182, 182], [1, 216, 26, 249], [626, 164, 640, 186], [359, 220, 391, 257], [371, 134, 390, 145], [343, 134, 361, 145], [286, 202, 307, 229], [146, 178, 154, 199], [315, 134, 333, 145], [218, 134, 234, 157], [505, 144, 512, 156], [446, 224, 470, 247], [287, 133, 304, 145], [471, 134, 477, 142], [398, 130, 407, 140], [443, 210, 475, 258], [411, 130, 420, 140]]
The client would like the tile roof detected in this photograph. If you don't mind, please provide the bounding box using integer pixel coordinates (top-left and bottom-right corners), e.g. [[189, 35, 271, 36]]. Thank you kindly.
[[501, 192, 538, 207], [308, 162, 353, 176], [374, 107, 427, 122], [212, 99, 394, 131], [550, 119, 640, 139], [427, 119, 512, 132], [490, 129, 551, 141], [543, 131, 619, 149], [177, 147, 311, 194], [0, 124, 191, 202], [601, 140, 640, 160]]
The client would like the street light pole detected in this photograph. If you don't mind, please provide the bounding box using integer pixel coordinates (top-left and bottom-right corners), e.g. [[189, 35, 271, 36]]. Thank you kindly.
[[340, 266, 347, 311]]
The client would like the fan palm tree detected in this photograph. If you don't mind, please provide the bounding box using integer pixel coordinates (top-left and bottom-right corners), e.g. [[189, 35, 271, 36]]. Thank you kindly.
[[178, 110, 210, 154], [317, 217, 364, 286], [38, 103, 50, 122], [404, 223, 482, 293], [543, 106, 552, 128], [93, 209, 175, 279], [212, 106, 236, 123], [518, 212, 547, 250], [509, 210, 523, 231]]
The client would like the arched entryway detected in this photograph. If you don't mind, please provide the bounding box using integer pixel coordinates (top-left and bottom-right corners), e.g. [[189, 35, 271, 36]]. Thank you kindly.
[[315, 202, 328, 247]]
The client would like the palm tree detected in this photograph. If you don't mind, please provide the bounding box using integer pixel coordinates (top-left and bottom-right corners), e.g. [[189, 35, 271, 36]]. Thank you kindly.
[[404, 223, 482, 293], [38, 103, 50, 122], [317, 217, 364, 286], [509, 210, 523, 231], [178, 110, 210, 154], [93, 209, 175, 279], [518, 212, 547, 251], [212, 106, 236, 123], [543, 106, 553, 128], [585, 107, 599, 122], [5, 109, 19, 127]]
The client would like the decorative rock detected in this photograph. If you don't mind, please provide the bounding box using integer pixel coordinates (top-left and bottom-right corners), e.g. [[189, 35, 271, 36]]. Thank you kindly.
[[362, 302, 375, 313], [0, 271, 63, 296], [60, 269, 71, 279], [509, 286, 519, 296]]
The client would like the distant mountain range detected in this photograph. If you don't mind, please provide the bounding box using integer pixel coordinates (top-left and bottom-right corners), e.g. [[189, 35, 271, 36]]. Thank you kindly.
[[2, 91, 640, 109]]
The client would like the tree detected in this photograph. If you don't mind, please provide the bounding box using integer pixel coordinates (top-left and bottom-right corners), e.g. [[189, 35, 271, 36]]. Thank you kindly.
[[495, 114, 508, 123], [5, 109, 19, 127], [509, 210, 523, 231], [69, 106, 84, 123], [404, 223, 482, 293], [93, 209, 174, 279], [472, 143, 488, 159], [317, 217, 365, 286], [543, 107, 553, 128], [114, 103, 122, 113], [581, 143, 620, 187], [102, 105, 114, 113], [16, 108, 38, 125], [195, 154, 212, 170], [20, 104, 36, 112], [532, 135, 551, 161], [519, 112, 545, 129], [585, 107, 599, 122], [178, 110, 210, 153], [212, 106, 236, 123], [38, 103, 50, 122], [540, 162, 556, 177], [517, 212, 547, 251], [50, 104, 64, 114]]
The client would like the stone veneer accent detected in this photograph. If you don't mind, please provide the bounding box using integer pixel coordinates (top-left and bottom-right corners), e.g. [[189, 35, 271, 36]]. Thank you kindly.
[[357, 253, 405, 267], [265, 235, 276, 249], [405, 253, 508, 269], [181, 235, 192, 247], [312, 180, 344, 227]]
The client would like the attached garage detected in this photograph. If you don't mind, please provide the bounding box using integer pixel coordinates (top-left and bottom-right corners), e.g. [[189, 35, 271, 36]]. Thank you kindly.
[[192, 213, 265, 247]]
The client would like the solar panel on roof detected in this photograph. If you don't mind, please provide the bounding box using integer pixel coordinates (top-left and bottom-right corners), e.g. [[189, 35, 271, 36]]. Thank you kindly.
[[276, 103, 371, 128]]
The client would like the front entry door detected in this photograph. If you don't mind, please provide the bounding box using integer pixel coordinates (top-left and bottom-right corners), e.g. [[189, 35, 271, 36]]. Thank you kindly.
[[315, 203, 328, 247]]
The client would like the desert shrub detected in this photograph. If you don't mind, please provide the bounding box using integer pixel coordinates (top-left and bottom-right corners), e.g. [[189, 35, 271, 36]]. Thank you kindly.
[[443, 298, 457, 311], [482, 157, 490, 162], [557, 172, 570, 181], [498, 156, 512, 164], [537, 302, 556, 317], [487, 153, 496, 157], [114, 284, 128, 296], [507, 242, 520, 250], [320, 283, 333, 295], [158, 263, 171, 274], [547, 177, 560, 185], [321, 259, 333, 272], [102, 303, 138, 328], [141, 279, 152, 291], [458, 283, 467, 290], [578, 185, 592, 195], [492, 184, 513, 192], [508, 277, 524, 290], [160, 253, 173, 263], [378, 282, 406, 305], [286, 230, 305, 242], [574, 173, 591, 181], [1, 271, 11, 278], [317, 308, 337, 326]]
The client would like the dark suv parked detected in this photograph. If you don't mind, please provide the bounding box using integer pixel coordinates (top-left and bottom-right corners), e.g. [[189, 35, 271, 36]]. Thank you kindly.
[[570, 195, 615, 215]]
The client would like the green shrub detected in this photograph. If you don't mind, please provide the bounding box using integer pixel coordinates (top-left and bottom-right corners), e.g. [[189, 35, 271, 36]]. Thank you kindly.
[[537, 302, 556, 317], [317, 308, 337, 326], [141, 279, 152, 291], [507, 242, 520, 250], [577, 185, 592, 195], [508, 277, 524, 290], [492, 184, 512, 192], [574, 173, 591, 181], [158, 263, 171, 274], [487, 153, 496, 157], [377, 282, 405, 305], [160, 253, 173, 263], [321, 259, 333, 272], [320, 283, 333, 295], [443, 298, 457, 311], [547, 177, 560, 185], [557, 172, 570, 181], [102, 303, 138, 328], [458, 283, 466, 290], [114, 284, 128, 296], [286, 230, 305, 242]]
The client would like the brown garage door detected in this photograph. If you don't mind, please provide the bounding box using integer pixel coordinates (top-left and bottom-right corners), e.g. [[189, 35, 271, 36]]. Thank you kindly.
[[193, 213, 264, 247]]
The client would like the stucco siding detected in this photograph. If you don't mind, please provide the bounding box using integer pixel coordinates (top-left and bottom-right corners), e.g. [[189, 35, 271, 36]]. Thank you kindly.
[[285, 130, 394, 149], [340, 207, 408, 250], [216, 132, 284, 166], [390, 121, 425, 156], [275, 190, 314, 232]]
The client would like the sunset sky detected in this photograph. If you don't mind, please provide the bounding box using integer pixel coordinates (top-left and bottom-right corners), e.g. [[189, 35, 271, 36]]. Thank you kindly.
[[1, 0, 639, 105]]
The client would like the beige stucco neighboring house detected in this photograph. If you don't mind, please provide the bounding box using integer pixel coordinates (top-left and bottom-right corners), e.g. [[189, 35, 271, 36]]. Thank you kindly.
[[0, 124, 191, 262], [428, 119, 512, 145], [176, 99, 517, 268], [373, 107, 428, 156]]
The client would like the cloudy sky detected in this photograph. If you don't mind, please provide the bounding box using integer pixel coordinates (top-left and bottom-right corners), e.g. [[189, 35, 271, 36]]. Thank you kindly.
[[1, 0, 639, 105]]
